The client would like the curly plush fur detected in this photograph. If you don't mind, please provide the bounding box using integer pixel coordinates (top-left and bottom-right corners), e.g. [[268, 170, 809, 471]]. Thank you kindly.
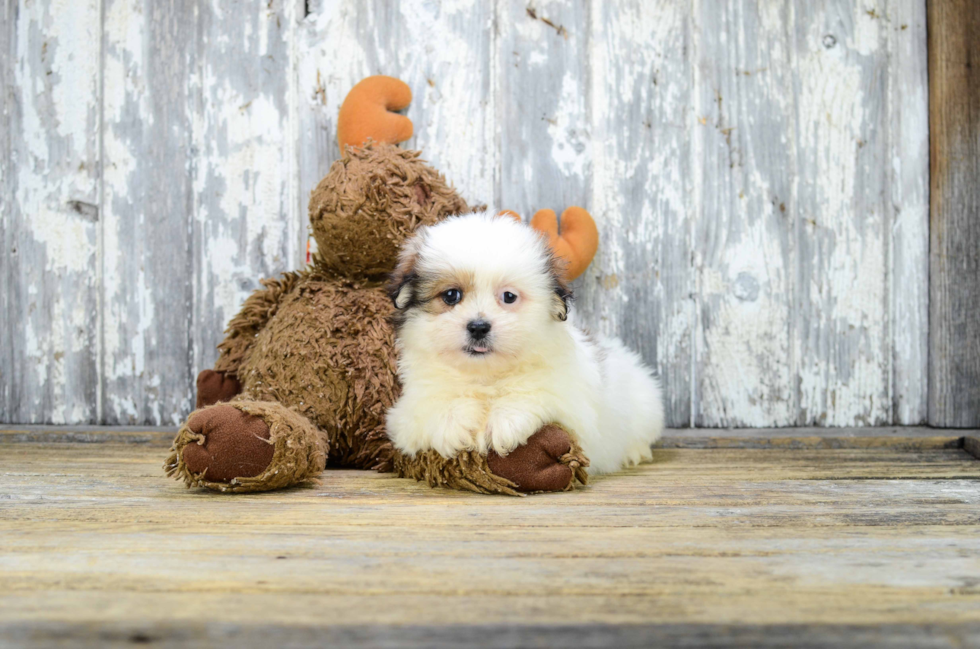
[[167, 143, 471, 486], [166, 78, 599, 496], [166, 140, 592, 495], [309, 144, 470, 279]]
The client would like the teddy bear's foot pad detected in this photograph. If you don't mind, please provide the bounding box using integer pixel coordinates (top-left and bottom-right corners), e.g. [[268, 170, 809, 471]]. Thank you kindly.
[[166, 401, 328, 493], [488, 424, 590, 493], [180, 405, 275, 482]]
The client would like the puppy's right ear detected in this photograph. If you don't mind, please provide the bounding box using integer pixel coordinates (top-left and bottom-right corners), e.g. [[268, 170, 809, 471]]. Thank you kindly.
[[388, 237, 421, 310], [548, 253, 573, 322]]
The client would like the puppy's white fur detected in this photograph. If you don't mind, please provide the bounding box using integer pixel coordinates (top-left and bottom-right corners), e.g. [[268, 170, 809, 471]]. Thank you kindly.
[[386, 211, 664, 474]]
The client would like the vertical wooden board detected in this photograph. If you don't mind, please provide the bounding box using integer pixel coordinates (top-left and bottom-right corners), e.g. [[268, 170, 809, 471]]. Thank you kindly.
[[2, 0, 102, 424], [1, 2, 12, 416], [100, 0, 196, 425], [691, 0, 797, 427], [495, 0, 590, 213], [295, 0, 379, 234], [190, 0, 300, 400], [391, 0, 496, 207], [576, 0, 694, 427], [887, 0, 929, 424], [296, 0, 496, 237], [792, 2, 891, 426], [928, 0, 980, 427]]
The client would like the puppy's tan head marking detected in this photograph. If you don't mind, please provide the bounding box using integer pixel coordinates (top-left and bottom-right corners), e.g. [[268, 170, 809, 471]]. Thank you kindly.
[[388, 231, 480, 330], [411, 270, 476, 315], [387, 235, 421, 312]]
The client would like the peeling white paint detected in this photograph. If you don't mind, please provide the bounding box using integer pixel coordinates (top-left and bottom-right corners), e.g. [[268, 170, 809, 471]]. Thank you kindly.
[[794, 3, 891, 426], [6, 0, 101, 424], [547, 73, 590, 179], [4, 0, 931, 427]]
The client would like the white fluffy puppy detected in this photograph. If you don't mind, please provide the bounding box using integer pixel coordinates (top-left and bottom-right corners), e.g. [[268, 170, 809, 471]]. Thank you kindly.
[[386, 211, 664, 474]]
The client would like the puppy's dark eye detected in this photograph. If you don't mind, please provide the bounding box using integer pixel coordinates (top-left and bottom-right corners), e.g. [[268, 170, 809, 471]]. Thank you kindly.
[[442, 288, 463, 306], [502, 291, 518, 304]]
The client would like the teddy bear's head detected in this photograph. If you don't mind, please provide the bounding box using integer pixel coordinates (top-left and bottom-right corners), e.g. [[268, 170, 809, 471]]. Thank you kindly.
[[308, 142, 470, 279]]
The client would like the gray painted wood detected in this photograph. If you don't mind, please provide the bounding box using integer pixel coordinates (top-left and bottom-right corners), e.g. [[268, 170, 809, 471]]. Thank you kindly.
[[575, 0, 695, 427], [793, 2, 894, 427], [689, 1, 930, 427], [1, 2, 13, 421], [1, 0, 934, 429], [3, 0, 102, 424], [693, 0, 797, 427], [928, 0, 980, 428], [889, 0, 930, 425], [188, 0, 300, 423], [496, 0, 591, 212], [101, 0, 197, 425]]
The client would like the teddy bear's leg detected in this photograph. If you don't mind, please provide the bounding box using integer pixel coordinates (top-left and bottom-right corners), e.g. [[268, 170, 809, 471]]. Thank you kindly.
[[164, 400, 327, 493], [392, 424, 589, 496]]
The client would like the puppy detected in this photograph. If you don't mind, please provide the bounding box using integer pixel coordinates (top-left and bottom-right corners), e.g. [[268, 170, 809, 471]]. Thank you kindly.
[[386, 211, 664, 474]]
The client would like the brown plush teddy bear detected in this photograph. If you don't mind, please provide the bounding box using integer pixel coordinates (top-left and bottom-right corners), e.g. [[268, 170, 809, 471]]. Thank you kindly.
[[164, 76, 598, 495]]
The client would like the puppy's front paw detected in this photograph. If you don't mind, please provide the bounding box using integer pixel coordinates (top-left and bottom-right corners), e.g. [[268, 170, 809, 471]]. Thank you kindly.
[[388, 397, 485, 458], [483, 408, 541, 456]]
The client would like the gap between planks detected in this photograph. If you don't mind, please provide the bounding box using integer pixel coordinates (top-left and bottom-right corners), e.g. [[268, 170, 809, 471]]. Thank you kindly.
[[0, 426, 977, 456]]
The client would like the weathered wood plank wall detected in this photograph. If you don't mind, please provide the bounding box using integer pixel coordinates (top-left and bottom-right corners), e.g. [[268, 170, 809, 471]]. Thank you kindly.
[[1, 0, 931, 428]]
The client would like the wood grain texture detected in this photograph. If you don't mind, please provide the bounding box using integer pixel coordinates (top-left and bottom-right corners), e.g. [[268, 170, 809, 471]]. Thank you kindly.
[[888, 0, 930, 424], [101, 0, 197, 425], [3, 0, 103, 424], [1, 440, 979, 644], [189, 0, 301, 401], [693, 0, 797, 427], [576, 0, 694, 426], [1, 1, 13, 420], [928, 0, 980, 427], [689, 1, 929, 427], [794, 2, 893, 427], [2, 0, 935, 429], [964, 436, 980, 460], [496, 0, 590, 212]]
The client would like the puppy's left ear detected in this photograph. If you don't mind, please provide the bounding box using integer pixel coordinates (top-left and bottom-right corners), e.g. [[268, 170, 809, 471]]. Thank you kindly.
[[388, 237, 421, 310], [549, 255, 572, 322]]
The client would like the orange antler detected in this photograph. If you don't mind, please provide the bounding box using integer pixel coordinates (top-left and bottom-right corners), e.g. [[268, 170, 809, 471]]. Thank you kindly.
[[529, 207, 599, 281], [337, 76, 414, 154]]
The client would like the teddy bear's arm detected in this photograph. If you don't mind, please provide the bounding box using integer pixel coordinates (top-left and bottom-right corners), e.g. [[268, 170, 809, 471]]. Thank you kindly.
[[211, 271, 305, 378]]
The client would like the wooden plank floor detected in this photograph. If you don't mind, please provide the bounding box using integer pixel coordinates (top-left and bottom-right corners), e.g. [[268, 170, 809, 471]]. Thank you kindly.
[[1, 429, 980, 648]]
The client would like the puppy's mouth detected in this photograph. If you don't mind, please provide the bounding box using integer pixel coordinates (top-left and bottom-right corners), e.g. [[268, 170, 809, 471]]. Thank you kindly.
[[464, 342, 493, 356]]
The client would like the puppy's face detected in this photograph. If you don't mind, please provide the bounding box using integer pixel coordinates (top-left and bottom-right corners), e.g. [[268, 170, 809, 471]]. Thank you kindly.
[[389, 212, 570, 367]]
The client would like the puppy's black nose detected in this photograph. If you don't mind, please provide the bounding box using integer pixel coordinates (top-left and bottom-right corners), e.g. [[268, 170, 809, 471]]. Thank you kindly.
[[467, 319, 492, 337]]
